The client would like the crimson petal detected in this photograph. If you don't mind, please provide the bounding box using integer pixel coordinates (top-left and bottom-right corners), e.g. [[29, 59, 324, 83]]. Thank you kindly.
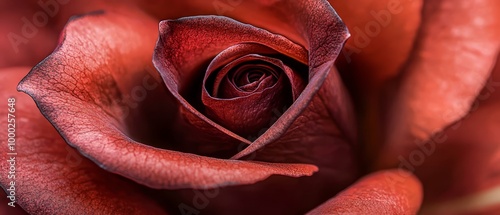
[[306, 170, 423, 215], [0, 0, 125, 68], [410, 54, 500, 214], [18, 9, 317, 190], [229, 0, 355, 159], [205, 43, 306, 100], [202, 54, 299, 137], [151, 2, 359, 213], [381, 0, 500, 165], [1, 68, 166, 214], [330, 0, 422, 90], [152, 2, 354, 161], [153, 15, 310, 155]]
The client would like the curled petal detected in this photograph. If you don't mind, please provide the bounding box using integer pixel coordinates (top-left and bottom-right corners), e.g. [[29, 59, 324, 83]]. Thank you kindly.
[[153, 16, 308, 156], [225, 0, 354, 158], [307, 170, 423, 215], [150, 1, 359, 213], [154, 1, 354, 158], [408, 54, 500, 214], [18, 9, 317, 190], [153, 1, 357, 190], [202, 53, 301, 137], [1, 68, 166, 214]]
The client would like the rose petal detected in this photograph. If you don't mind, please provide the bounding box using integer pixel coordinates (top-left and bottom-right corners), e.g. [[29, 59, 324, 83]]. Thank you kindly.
[[330, 0, 423, 90], [420, 187, 500, 215], [155, 68, 360, 215], [231, 0, 355, 158], [205, 43, 306, 99], [0, 0, 119, 68], [153, 2, 357, 186], [133, 0, 315, 46], [328, 0, 423, 163], [402, 54, 500, 214], [18, 9, 318, 189], [236, 66, 359, 180], [153, 0, 353, 159], [202, 54, 298, 137], [306, 170, 423, 215], [1, 68, 166, 214], [381, 0, 500, 164], [209, 55, 284, 97], [150, 3, 359, 212], [153, 15, 309, 156]]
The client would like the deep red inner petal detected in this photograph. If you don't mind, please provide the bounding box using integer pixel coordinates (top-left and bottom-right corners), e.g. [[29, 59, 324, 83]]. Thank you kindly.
[[216, 60, 280, 98], [194, 41, 310, 139], [202, 54, 298, 137], [233, 64, 278, 89]]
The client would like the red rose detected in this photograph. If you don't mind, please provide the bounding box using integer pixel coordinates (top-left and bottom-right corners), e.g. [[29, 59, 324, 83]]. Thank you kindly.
[[1, 0, 499, 214]]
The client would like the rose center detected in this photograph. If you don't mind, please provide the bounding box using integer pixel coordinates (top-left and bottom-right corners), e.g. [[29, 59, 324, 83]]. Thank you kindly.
[[201, 53, 300, 138], [233, 64, 279, 89], [198, 44, 307, 140], [214, 61, 281, 98]]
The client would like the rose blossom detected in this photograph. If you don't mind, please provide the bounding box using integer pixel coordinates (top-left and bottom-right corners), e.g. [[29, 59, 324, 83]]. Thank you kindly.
[[1, 0, 499, 214]]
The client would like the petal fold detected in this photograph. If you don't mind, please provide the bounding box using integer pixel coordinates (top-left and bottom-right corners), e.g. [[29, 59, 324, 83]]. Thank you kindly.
[[382, 0, 500, 163], [306, 170, 423, 215], [18, 9, 317, 190], [1, 68, 166, 214]]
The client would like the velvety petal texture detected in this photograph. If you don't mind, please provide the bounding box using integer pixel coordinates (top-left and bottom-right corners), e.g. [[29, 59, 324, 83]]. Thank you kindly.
[[17, 7, 318, 190], [330, 0, 422, 90], [382, 0, 500, 161], [1, 68, 166, 214], [0, 0, 122, 68], [15, 0, 360, 214], [5, 0, 500, 214], [153, 0, 358, 191], [375, 0, 500, 213], [153, 16, 309, 156], [307, 170, 423, 215], [150, 1, 359, 214], [412, 54, 500, 215], [328, 0, 423, 164], [228, 0, 357, 161], [152, 1, 356, 163]]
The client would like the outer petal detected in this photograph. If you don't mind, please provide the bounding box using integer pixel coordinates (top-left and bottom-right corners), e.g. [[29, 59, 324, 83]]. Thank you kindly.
[[0, 68, 166, 214], [381, 0, 500, 166], [330, 0, 422, 90], [0, 0, 120, 68], [129, 0, 315, 46], [376, 1, 500, 213], [17, 9, 317, 189], [306, 170, 423, 215], [328, 0, 423, 163], [406, 54, 500, 214]]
